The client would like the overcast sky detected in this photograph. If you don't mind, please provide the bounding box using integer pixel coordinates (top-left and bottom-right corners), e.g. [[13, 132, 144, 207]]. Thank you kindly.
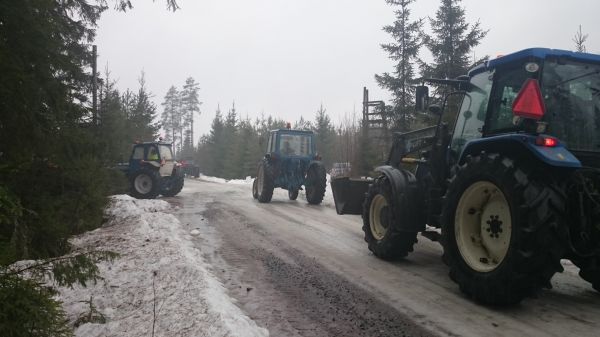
[[95, 0, 600, 141]]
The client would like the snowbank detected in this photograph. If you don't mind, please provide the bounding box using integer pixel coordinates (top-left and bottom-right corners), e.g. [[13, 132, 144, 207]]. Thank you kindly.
[[58, 195, 268, 337], [198, 174, 254, 185]]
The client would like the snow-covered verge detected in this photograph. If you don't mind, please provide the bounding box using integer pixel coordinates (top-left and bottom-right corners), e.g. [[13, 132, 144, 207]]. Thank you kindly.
[[56, 195, 268, 337]]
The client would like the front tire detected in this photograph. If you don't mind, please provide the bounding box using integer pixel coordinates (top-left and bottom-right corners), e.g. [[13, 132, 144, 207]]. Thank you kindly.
[[161, 176, 184, 197], [257, 162, 274, 203], [305, 163, 326, 205], [252, 178, 259, 199], [442, 153, 566, 305], [130, 169, 160, 199], [362, 176, 417, 260], [288, 188, 299, 200]]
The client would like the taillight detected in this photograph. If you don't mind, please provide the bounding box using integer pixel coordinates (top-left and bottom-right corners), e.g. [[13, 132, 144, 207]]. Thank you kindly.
[[512, 79, 545, 120], [535, 136, 558, 147]]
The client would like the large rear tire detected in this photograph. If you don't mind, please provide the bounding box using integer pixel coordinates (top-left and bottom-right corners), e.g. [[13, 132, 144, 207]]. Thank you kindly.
[[130, 169, 161, 199], [305, 163, 326, 205], [572, 258, 600, 292], [442, 153, 566, 305], [257, 162, 274, 203], [362, 176, 418, 260]]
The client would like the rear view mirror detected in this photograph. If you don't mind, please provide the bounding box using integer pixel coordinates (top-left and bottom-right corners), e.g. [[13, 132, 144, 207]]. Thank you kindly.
[[415, 85, 429, 111]]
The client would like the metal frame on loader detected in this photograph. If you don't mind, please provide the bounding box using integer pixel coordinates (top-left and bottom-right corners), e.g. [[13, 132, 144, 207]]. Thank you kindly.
[[331, 48, 600, 305]]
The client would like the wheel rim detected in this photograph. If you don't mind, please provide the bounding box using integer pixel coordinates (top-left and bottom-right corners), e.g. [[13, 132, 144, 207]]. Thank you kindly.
[[134, 174, 153, 194], [370, 194, 390, 241], [455, 181, 512, 272]]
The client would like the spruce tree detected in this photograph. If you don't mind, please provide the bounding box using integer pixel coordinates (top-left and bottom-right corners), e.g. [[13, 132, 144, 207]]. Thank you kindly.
[[422, 0, 487, 82], [573, 25, 588, 53], [206, 107, 225, 176], [130, 72, 160, 143], [313, 104, 335, 169], [419, 0, 487, 125], [222, 103, 240, 179], [375, 0, 423, 131]]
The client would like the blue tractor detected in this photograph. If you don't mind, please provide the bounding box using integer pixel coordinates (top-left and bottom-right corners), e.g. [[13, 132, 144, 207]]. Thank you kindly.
[[253, 127, 327, 204], [332, 48, 600, 305], [119, 141, 185, 199]]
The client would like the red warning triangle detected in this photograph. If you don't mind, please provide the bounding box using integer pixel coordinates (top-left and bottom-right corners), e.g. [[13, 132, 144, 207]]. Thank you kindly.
[[512, 78, 546, 120]]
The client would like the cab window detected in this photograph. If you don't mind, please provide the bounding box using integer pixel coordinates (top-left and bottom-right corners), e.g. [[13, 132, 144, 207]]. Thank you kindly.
[[486, 64, 536, 133], [159, 145, 173, 160], [451, 71, 492, 154], [278, 134, 312, 156], [132, 146, 144, 160]]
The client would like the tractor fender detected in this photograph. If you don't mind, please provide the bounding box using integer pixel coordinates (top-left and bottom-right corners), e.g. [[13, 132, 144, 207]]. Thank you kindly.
[[374, 165, 424, 232], [459, 134, 581, 169], [172, 164, 184, 178]]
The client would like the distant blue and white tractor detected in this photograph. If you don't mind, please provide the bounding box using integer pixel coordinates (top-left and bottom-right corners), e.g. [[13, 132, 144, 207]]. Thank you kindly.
[[252, 127, 327, 204], [118, 141, 185, 199]]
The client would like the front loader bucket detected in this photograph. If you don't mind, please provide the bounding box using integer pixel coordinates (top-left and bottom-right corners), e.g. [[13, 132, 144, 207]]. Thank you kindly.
[[330, 176, 372, 215]]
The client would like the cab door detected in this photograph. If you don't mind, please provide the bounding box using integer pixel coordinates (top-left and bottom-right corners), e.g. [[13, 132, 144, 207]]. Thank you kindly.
[[158, 144, 175, 176]]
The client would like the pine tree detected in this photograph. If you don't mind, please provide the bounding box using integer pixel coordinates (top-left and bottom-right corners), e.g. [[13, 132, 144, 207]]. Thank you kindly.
[[422, 0, 487, 83], [161, 86, 181, 155], [180, 77, 202, 157], [376, 0, 423, 131]]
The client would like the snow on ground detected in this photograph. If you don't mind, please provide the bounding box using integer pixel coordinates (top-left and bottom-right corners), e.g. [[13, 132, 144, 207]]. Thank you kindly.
[[57, 195, 268, 337], [198, 173, 336, 207], [198, 174, 253, 185]]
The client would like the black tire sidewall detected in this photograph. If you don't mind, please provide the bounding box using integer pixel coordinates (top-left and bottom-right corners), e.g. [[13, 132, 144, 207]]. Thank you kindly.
[[305, 163, 326, 205], [161, 175, 184, 197], [130, 169, 160, 199], [257, 162, 274, 203], [362, 176, 417, 260], [442, 153, 565, 305]]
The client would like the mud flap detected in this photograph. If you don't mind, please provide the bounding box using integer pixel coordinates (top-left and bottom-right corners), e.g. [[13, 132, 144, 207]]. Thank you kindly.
[[330, 176, 372, 215]]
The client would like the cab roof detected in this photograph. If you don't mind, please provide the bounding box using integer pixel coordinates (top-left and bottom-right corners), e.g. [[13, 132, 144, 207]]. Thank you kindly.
[[469, 48, 600, 76], [271, 129, 314, 134], [133, 141, 172, 146]]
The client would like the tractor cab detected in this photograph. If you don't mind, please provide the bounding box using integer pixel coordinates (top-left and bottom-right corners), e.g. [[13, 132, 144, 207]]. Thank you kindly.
[[265, 129, 317, 159], [425, 48, 600, 168], [331, 48, 600, 305], [129, 142, 176, 177]]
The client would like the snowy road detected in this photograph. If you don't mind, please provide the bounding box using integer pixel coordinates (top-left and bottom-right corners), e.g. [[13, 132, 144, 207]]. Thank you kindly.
[[173, 177, 600, 337]]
